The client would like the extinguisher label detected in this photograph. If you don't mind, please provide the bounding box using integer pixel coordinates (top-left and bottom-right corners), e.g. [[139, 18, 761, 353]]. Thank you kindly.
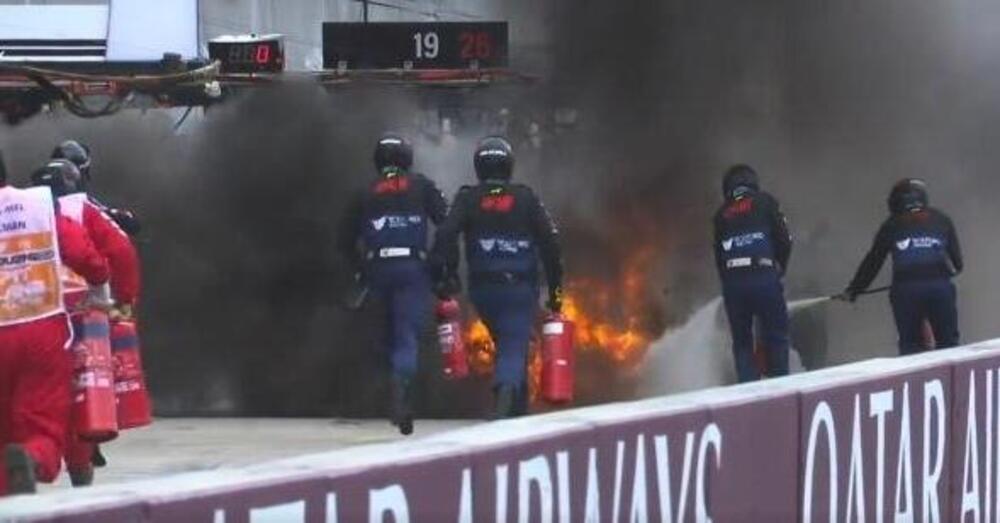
[[116, 380, 142, 393], [543, 322, 565, 335], [76, 371, 97, 387], [438, 324, 454, 335]]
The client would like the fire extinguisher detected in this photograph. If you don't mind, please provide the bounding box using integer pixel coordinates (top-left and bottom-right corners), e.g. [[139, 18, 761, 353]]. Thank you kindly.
[[436, 299, 469, 379], [71, 310, 118, 442], [111, 320, 153, 430], [541, 313, 575, 404]]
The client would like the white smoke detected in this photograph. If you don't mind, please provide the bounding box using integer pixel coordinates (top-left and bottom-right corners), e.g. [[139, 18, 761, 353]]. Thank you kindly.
[[640, 295, 828, 396]]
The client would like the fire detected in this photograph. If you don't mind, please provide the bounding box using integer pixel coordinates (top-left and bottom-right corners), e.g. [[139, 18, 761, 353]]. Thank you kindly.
[[462, 247, 660, 387], [466, 319, 496, 376]]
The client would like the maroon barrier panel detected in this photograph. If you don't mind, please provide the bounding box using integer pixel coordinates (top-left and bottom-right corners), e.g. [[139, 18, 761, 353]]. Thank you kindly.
[[949, 351, 1000, 523], [16, 348, 1000, 522], [799, 365, 952, 523]]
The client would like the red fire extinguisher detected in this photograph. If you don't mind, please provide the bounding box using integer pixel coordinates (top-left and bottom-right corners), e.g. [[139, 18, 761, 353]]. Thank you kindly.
[[111, 320, 152, 430], [71, 310, 118, 442], [436, 299, 469, 379], [541, 313, 575, 404]]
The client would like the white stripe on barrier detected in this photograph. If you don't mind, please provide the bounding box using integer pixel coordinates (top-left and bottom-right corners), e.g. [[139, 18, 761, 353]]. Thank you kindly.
[[3, 339, 1000, 520]]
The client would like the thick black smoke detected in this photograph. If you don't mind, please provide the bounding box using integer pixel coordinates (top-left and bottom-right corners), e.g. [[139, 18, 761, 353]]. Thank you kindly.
[[5, 1, 1000, 414], [505, 0, 1000, 372], [1, 83, 492, 417]]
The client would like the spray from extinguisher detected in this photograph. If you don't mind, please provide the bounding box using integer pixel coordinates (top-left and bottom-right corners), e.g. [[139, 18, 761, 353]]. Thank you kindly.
[[541, 312, 575, 404], [436, 299, 469, 380]]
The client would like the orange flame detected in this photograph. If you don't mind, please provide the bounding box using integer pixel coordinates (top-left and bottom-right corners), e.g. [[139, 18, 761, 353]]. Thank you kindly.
[[466, 320, 496, 376], [462, 247, 660, 390], [561, 247, 657, 366]]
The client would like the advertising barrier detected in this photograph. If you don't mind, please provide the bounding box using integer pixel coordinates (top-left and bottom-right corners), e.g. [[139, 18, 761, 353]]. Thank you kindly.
[[5, 341, 1000, 522]]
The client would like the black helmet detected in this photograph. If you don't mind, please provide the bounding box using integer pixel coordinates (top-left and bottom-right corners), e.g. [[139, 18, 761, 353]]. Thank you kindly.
[[51, 140, 92, 183], [474, 136, 514, 182], [722, 164, 759, 200], [31, 159, 82, 197], [887, 178, 929, 215], [373, 134, 413, 174]]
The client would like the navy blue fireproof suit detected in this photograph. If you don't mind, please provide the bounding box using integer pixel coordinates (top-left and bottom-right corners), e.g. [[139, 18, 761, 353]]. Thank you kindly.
[[433, 181, 562, 390], [848, 207, 962, 355], [713, 190, 793, 382], [340, 171, 448, 378]]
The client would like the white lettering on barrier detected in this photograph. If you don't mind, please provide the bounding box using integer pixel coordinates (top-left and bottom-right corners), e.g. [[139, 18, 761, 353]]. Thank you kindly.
[[802, 401, 837, 523], [629, 434, 649, 523], [408, 429, 714, 523], [870, 389, 894, 523], [250, 501, 305, 522], [696, 424, 722, 523], [893, 383, 914, 522], [584, 447, 601, 522], [369, 485, 409, 523], [983, 369, 993, 523], [613, 439, 626, 523], [803, 379, 948, 523], [923, 379, 945, 523], [518, 455, 554, 523], [952, 366, 1000, 522], [678, 432, 696, 523], [458, 468, 472, 523], [326, 494, 338, 523], [496, 464, 510, 523], [804, 401, 838, 523], [556, 451, 570, 523], [963, 372, 982, 523], [845, 395, 866, 523], [26, 346, 1000, 523], [654, 435, 674, 523], [994, 369, 1000, 523]]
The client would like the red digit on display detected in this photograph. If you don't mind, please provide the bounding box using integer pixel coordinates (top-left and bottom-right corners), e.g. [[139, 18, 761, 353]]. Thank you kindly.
[[475, 32, 492, 59], [255, 44, 271, 64], [460, 32, 475, 60]]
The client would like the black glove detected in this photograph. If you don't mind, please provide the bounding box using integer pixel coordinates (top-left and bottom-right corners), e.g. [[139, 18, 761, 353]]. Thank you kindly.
[[547, 286, 564, 313], [107, 208, 141, 236], [835, 287, 860, 303]]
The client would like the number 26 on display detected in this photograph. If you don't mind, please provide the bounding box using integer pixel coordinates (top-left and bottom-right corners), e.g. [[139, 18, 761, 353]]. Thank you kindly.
[[459, 31, 492, 60]]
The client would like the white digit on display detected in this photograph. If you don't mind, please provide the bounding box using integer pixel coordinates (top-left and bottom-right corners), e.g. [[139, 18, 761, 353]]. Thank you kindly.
[[424, 32, 439, 58], [413, 32, 440, 59]]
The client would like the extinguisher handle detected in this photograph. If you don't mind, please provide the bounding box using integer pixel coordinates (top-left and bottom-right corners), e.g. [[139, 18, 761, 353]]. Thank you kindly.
[[546, 286, 564, 314]]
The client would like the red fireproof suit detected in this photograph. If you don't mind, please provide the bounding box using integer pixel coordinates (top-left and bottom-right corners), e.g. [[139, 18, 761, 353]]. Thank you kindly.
[[0, 212, 109, 494], [59, 195, 140, 477]]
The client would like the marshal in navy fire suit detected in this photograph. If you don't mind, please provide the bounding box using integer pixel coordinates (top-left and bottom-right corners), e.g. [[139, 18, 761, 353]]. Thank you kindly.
[[846, 180, 962, 355], [713, 165, 792, 382], [432, 138, 562, 417], [339, 138, 447, 404]]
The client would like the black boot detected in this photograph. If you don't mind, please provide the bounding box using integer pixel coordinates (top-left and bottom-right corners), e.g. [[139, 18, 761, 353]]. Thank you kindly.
[[513, 383, 530, 417], [493, 384, 518, 420], [4, 444, 36, 495], [91, 445, 107, 468], [69, 466, 94, 487], [390, 377, 414, 436]]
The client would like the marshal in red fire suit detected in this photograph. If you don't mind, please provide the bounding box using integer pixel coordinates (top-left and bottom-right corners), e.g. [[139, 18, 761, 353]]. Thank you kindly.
[[0, 188, 109, 494], [59, 194, 140, 481]]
